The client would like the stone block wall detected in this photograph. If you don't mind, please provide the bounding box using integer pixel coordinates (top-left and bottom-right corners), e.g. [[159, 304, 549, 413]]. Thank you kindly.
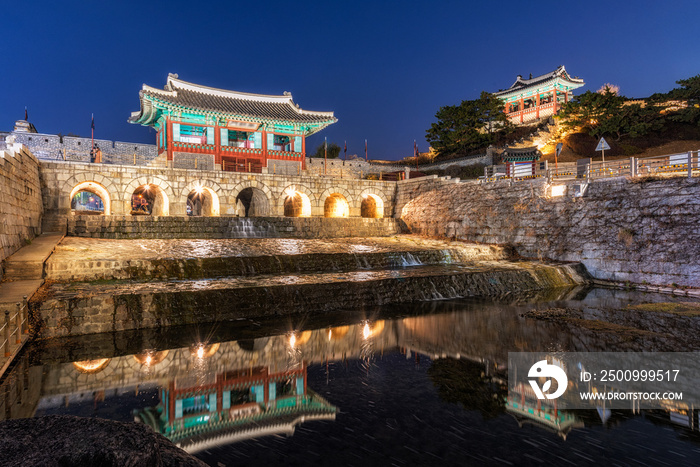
[[0, 143, 43, 278], [39, 160, 397, 223], [398, 176, 700, 287], [65, 216, 403, 240], [10, 132, 157, 165]]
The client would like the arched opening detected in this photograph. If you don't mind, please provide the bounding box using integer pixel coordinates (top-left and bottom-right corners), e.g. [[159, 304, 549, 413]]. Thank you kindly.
[[131, 184, 169, 216], [69, 181, 111, 215], [324, 193, 349, 218], [283, 191, 311, 217], [361, 194, 384, 218], [235, 187, 270, 217], [186, 186, 220, 217]]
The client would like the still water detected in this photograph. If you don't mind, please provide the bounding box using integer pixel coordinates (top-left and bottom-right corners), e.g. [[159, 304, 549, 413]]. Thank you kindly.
[[4, 287, 700, 466]]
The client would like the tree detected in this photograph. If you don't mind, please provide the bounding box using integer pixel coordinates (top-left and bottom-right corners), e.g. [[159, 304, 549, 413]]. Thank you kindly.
[[662, 75, 700, 125], [557, 86, 663, 140], [425, 91, 511, 158], [311, 142, 341, 158]]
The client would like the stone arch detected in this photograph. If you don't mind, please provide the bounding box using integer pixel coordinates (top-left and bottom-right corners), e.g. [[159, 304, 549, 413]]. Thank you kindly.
[[319, 187, 353, 209], [229, 180, 273, 217], [124, 177, 174, 216], [280, 184, 316, 217], [63, 175, 119, 216], [358, 188, 389, 218], [325, 193, 350, 218], [68, 180, 113, 215], [180, 180, 223, 217], [322, 192, 351, 218]]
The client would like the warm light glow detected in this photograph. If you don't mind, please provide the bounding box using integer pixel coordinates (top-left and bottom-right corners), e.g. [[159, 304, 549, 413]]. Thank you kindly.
[[289, 333, 297, 349], [188, 343, 220, 359], [194, 185, 204, 195], [328, 329, 332, 341], [361, 320, 385, 339], [73, 358, 111, 374], [551, 185, 566, 197]]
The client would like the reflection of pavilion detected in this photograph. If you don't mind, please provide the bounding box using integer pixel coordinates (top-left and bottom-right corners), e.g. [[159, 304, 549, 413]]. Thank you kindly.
[[134, 362, 336, 453], [506, 383, 583, 440]]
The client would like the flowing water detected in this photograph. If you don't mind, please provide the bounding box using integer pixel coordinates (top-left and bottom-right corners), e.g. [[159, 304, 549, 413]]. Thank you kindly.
[[3, 287, 700, 466]]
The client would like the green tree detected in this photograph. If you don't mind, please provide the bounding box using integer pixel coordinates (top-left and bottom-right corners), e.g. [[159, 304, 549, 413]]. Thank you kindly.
[[558, 86, 663, 140], [661, 75, 700, 125], [312, 142, 341, 158], [425, 91, 510, 158]]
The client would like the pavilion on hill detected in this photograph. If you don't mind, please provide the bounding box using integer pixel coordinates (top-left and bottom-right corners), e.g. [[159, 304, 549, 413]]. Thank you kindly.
[[129, 73, 337, 173], [494, 65, 584, 125]]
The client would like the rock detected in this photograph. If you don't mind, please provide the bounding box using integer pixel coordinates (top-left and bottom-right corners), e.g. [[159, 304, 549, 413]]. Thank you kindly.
[[0, 415, 207, 467]]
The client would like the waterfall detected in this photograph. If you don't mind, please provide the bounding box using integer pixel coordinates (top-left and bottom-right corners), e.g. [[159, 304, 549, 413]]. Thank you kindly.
[[229, 218, 277, 238], [388, 252, 423, 268]]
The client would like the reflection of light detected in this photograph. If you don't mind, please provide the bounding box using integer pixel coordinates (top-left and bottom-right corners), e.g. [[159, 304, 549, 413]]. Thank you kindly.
[[289, 333, 297, 349], [328, 329, 332, 341], [551, 185, 566, 197], [361, 320, 385, 339], [73, 358, 111, 374], [188, 343, 220, 359]]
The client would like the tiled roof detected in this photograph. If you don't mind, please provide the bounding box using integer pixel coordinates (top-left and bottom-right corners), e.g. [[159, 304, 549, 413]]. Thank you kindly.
[[130, 74, 336, 125], [502, 146, 542, 161]]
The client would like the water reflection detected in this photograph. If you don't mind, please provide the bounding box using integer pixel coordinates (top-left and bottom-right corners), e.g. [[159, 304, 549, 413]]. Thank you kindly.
[[2, 288, 700, 463]]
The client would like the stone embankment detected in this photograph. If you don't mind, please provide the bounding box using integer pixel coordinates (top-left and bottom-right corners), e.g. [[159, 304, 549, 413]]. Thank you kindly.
[[397, 175, 700, 288], [0, 142, 43, 280]]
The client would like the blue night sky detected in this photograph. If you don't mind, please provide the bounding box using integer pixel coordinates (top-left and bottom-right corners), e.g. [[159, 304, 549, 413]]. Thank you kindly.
[[1, 0, 699, 160]]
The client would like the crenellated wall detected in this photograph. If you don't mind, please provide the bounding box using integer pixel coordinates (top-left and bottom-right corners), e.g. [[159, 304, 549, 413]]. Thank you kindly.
[[398, 176, 700, 288], [0, 142, 43, 279]]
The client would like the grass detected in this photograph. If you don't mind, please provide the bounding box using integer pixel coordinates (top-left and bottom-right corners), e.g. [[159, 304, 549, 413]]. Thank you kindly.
[[627, 302, 700, 317]]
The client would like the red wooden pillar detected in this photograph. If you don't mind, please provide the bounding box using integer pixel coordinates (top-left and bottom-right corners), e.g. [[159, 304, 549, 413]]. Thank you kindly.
[[214, 123, 221, 166], [166, 117, 174, 162], [301, 135, 306, 170], [519, 96, 524, 124], [263, 367, 270, 404], [564, 88, 569, 104]]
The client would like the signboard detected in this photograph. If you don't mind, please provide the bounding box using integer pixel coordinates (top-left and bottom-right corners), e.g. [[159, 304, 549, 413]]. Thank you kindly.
[[595, 137, 611, 152]]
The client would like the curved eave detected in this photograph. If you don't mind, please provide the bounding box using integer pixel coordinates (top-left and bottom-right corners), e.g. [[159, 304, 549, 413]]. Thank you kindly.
[[134, 93, 337, 135], [494, 78, 585, 100]]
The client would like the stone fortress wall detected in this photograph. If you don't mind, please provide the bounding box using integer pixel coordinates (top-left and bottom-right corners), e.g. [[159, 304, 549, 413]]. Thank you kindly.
[[397, 175, 700, 288], [5, 131, 158, 166], [0, 141, 43, 280]]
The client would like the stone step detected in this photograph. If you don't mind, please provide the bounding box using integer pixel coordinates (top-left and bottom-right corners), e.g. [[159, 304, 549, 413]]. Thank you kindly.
[[34, 261, 590, 338], [3, 263, 44, 280], [45, 245, 506, 282]]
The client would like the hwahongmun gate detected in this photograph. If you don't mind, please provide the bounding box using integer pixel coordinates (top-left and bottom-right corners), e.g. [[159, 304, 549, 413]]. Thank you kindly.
[[12, 74, 398, 230]]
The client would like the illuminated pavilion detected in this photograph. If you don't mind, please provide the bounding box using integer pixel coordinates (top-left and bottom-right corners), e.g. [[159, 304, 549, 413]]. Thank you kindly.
[[494, 65, 584, 125], [129, 73, 337, 173]]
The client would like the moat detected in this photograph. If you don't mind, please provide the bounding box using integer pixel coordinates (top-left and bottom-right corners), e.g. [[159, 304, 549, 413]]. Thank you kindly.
[[3, 286, 700, 466]]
